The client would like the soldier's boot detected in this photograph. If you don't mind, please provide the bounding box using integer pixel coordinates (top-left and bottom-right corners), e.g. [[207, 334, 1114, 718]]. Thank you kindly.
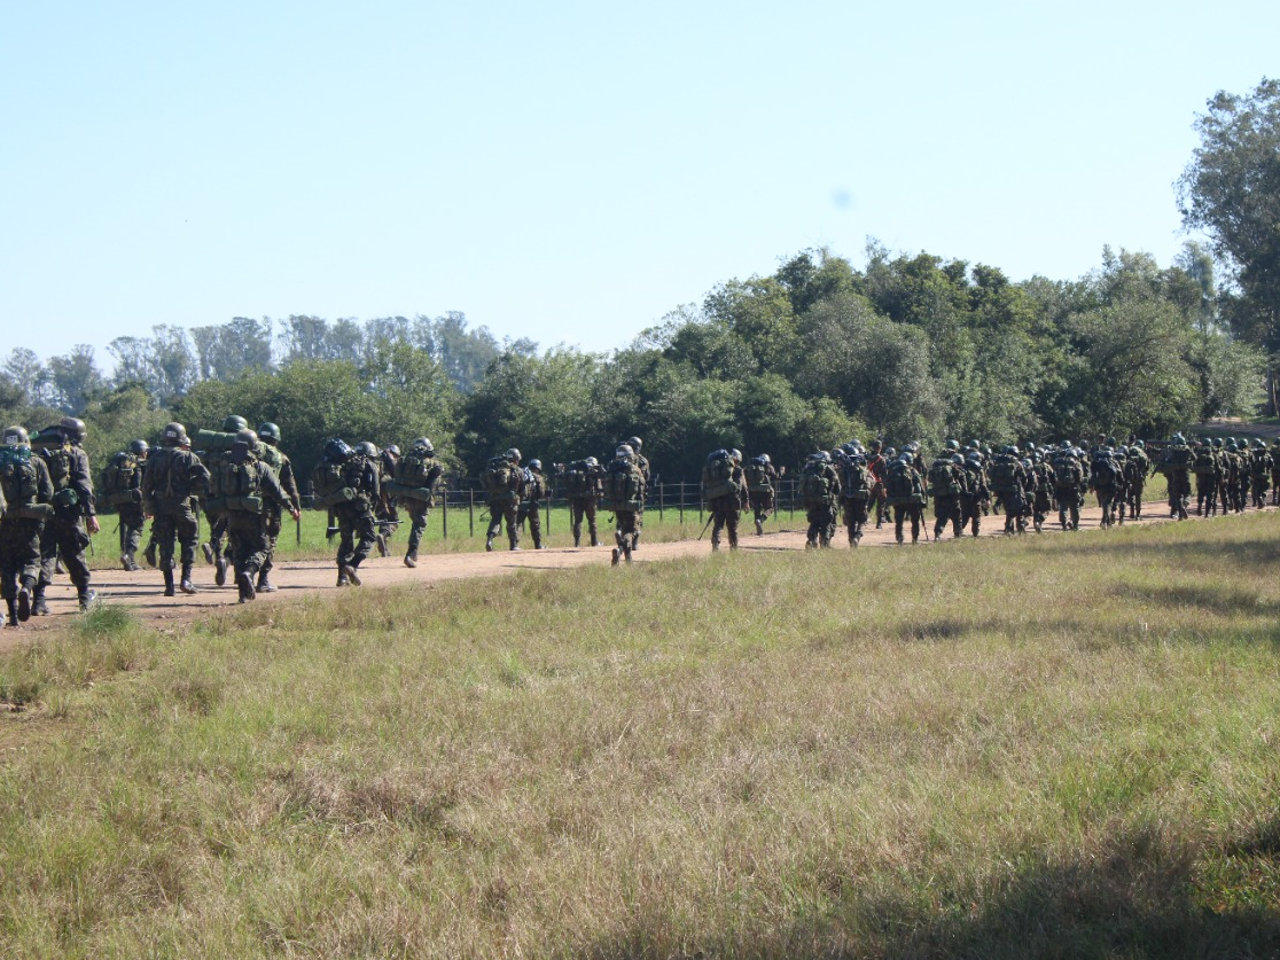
[[179, 563, 197, 594], [509, 533, 520, 551], [376, 533, 389, 558], [144, 541, 158, 568], [201, 542, 214, 564], [256, 570, 276, 593], [404, 552, 417, 568], [573, 533, 581, 548], [121, 553, 134, 571], [16, 582, 32, 622], [163, 569, 176, 597], [237, 571, 256, 603], [336, 568, 350, 587], [611, 547, 621, 566], [590, 533, 600, 547], [214, 556, 228, 586], [32, 586, 48, 616], [485, 535, 495, 552], [711, 532, 721, 552], [755, 516, 764, 536], [54, 558, 65, 576], [77, 589, 96, 612], [342, 564, 362, 586], [4, 598, 18, 627]]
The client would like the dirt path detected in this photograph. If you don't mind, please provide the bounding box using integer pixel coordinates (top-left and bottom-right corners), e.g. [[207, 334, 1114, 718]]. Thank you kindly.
[[0, 498, 1206, 650]]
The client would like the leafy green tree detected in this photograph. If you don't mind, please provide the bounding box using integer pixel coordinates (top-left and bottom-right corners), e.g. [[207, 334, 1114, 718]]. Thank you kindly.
[[1179, 77, 1280, 348]]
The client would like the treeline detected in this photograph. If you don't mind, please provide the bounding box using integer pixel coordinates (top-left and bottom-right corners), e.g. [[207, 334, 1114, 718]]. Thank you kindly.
[[0, 244, 1265, 486]]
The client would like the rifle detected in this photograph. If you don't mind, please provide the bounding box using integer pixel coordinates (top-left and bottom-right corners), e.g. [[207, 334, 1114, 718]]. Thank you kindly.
[[697, 512, 715, 541]]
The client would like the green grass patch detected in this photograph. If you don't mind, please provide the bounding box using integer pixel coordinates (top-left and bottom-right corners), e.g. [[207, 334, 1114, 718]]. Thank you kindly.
[[6, 513, 1280, 956]]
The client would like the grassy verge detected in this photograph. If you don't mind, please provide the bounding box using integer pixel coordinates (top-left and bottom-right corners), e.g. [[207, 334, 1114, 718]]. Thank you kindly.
[[5, 511, 1280, 957]]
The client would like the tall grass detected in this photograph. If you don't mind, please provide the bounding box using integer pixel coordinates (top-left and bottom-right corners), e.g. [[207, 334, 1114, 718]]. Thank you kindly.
[[4, 512, 1280, 957]]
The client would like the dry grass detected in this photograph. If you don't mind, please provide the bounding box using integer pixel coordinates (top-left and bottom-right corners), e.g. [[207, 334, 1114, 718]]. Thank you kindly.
[[4, 511, 1280, 957]]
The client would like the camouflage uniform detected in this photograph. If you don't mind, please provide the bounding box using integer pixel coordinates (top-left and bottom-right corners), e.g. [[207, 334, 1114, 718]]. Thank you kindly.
[[0, 431, 53, 626], [142, 423, 211, 597], [35, 421, 98, 611]]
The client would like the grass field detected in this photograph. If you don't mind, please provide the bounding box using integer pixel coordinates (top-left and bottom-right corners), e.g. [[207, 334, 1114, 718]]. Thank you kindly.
[[4, 507, 1280, 957]]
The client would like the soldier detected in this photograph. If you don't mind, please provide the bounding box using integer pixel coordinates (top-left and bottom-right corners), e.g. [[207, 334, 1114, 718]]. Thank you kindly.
[[1192, 439, 1219, 517], [209, 430, 298, 602], [1, 426, 53, 626], [201, 414, 248, 587], [702, 448, 745, 552], [988, 446, 1028, 534], [866, 439, 889, 529], [927, 441, 964, 539], [625, 436, 651, 550], [519, 458, 548, 549], [745, 453, 781, 535], [1091, 445, 1123, 527], [392, 437, 445, 567], [800, 451, 840, 548], [600, 444, 645, 565], [1125, 440, 1150, 520], [375, 444, 401, 556], [255, 422, 300, 593], [1270, 439, 1280, 506], [1051, 442, 1084, 531], [482, 447, 525, 551], [33, 417, 99, 613], [960, 452, 989, 536], [562, 456, 604, 548], [885, 452, 927, 544], [1249, 438, 1272, 509], [837, 447, 872, 546], [101, 439, 149, 570], [142, 422, 210, 597], [311, 438, 380, 586], [1159, 433, 1194, 520]]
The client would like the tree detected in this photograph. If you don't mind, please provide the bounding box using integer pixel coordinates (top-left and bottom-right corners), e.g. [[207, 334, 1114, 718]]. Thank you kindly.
[[1179, 78, 1280, 348], [46, 345, 106, 414]]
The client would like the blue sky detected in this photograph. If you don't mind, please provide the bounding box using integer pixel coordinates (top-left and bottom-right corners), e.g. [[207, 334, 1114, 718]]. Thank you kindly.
[[2, 1, 1276, 368]]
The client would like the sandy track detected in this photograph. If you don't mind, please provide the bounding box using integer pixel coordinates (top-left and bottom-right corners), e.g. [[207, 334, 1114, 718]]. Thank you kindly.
[[1, 499, 1197, 648]]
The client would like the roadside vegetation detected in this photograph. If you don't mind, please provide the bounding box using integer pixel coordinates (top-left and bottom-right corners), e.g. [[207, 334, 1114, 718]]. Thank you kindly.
[[3, 510, 1278, 957]]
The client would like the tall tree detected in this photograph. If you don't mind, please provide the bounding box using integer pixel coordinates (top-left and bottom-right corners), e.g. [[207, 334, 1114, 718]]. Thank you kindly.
[[1179, 78, 1280, 347]]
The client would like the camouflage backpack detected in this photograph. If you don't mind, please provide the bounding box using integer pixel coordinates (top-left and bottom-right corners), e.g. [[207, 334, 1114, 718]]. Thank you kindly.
[[0, 446, 46, 518], [1052, 456, 1081, 492], [701, 450, 738, 500], [564, 460, 595, 498], [885, 459, 916, 501], [101, 451, 141, 507], [801, 460, 832, 508], [210, 456, 263, 514], [841, 459, 871, 500], [1092, 455, 1119, 488], [600, 456, 643, 511], [928, 458, 959, 497], [744, 458, 774, 494], [1193, 447, 1217, 476], [42, 441, 75, 492], [988, 455, 1020, 493], [482, 457, 519, 504]]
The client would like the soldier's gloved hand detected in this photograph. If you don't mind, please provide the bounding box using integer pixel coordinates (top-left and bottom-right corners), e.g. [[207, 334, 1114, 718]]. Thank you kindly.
[[290, 509, 301, 522], [87, 516, 100, 535]]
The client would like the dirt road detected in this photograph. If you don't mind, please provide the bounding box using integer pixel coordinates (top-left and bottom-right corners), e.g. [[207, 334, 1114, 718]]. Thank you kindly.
[[0, 497, 1200, 651]]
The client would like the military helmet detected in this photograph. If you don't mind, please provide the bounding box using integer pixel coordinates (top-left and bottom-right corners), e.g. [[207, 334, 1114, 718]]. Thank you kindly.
[[323, 438, 354, 462], [235, 428, 259, 446], [1171, 432, 1185, 443], [355, 441, 379, 458], [222, 415, 248, 433], [163, 421, 189, 446], [3, 425, 29, 446], [884, 446, 896, 458], [758, 452, 771, 464], [1255, 438, 1267, 448], [529, 458, 542, 470], [615, 444, 634, 460], [951, 453, 964, 465], [946, 439, 960, 450], [585, 456, 599, 467], [385, 444, 400, 457], [129, 439, 149, 456], [627, 436, 643, 453], [729, 448, 742, 462], [1213, 437, 1223, 448], [412, 437, 434, 454], [59, 416, 86, 442], [505, 447, 521, 463], [257, 422, 281, 445]]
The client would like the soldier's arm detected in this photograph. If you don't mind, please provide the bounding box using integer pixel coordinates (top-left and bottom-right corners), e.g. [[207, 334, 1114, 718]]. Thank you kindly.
[[279, 458, 302, 512], [73, 449, 97, 517], [36, 459, 54, 503]]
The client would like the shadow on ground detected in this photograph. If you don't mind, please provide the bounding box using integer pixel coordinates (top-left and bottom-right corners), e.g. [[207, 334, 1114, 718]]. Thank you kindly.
[[578, 824, 1280, 959]]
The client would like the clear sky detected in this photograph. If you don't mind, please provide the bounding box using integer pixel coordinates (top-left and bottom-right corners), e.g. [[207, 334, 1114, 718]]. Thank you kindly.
[[2, 1, 1276, 368]]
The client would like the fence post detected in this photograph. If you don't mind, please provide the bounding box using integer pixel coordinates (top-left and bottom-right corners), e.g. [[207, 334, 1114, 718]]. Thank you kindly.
[[468, 489, 475, 538], [442, 490, 449, 540]]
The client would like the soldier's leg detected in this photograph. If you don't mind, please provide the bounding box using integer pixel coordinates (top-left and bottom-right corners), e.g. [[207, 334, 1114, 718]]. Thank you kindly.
[[570, 500, 583, 547], [174, 507, 199, 594], [258, 513, 282, 591], [404, 503, 428, 565], [503, 502, 520, 550], [711, 506, 725, 550], [528, 501, 542, 549], [726, 508, 740, 549], [893, 505, 906, 544]]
